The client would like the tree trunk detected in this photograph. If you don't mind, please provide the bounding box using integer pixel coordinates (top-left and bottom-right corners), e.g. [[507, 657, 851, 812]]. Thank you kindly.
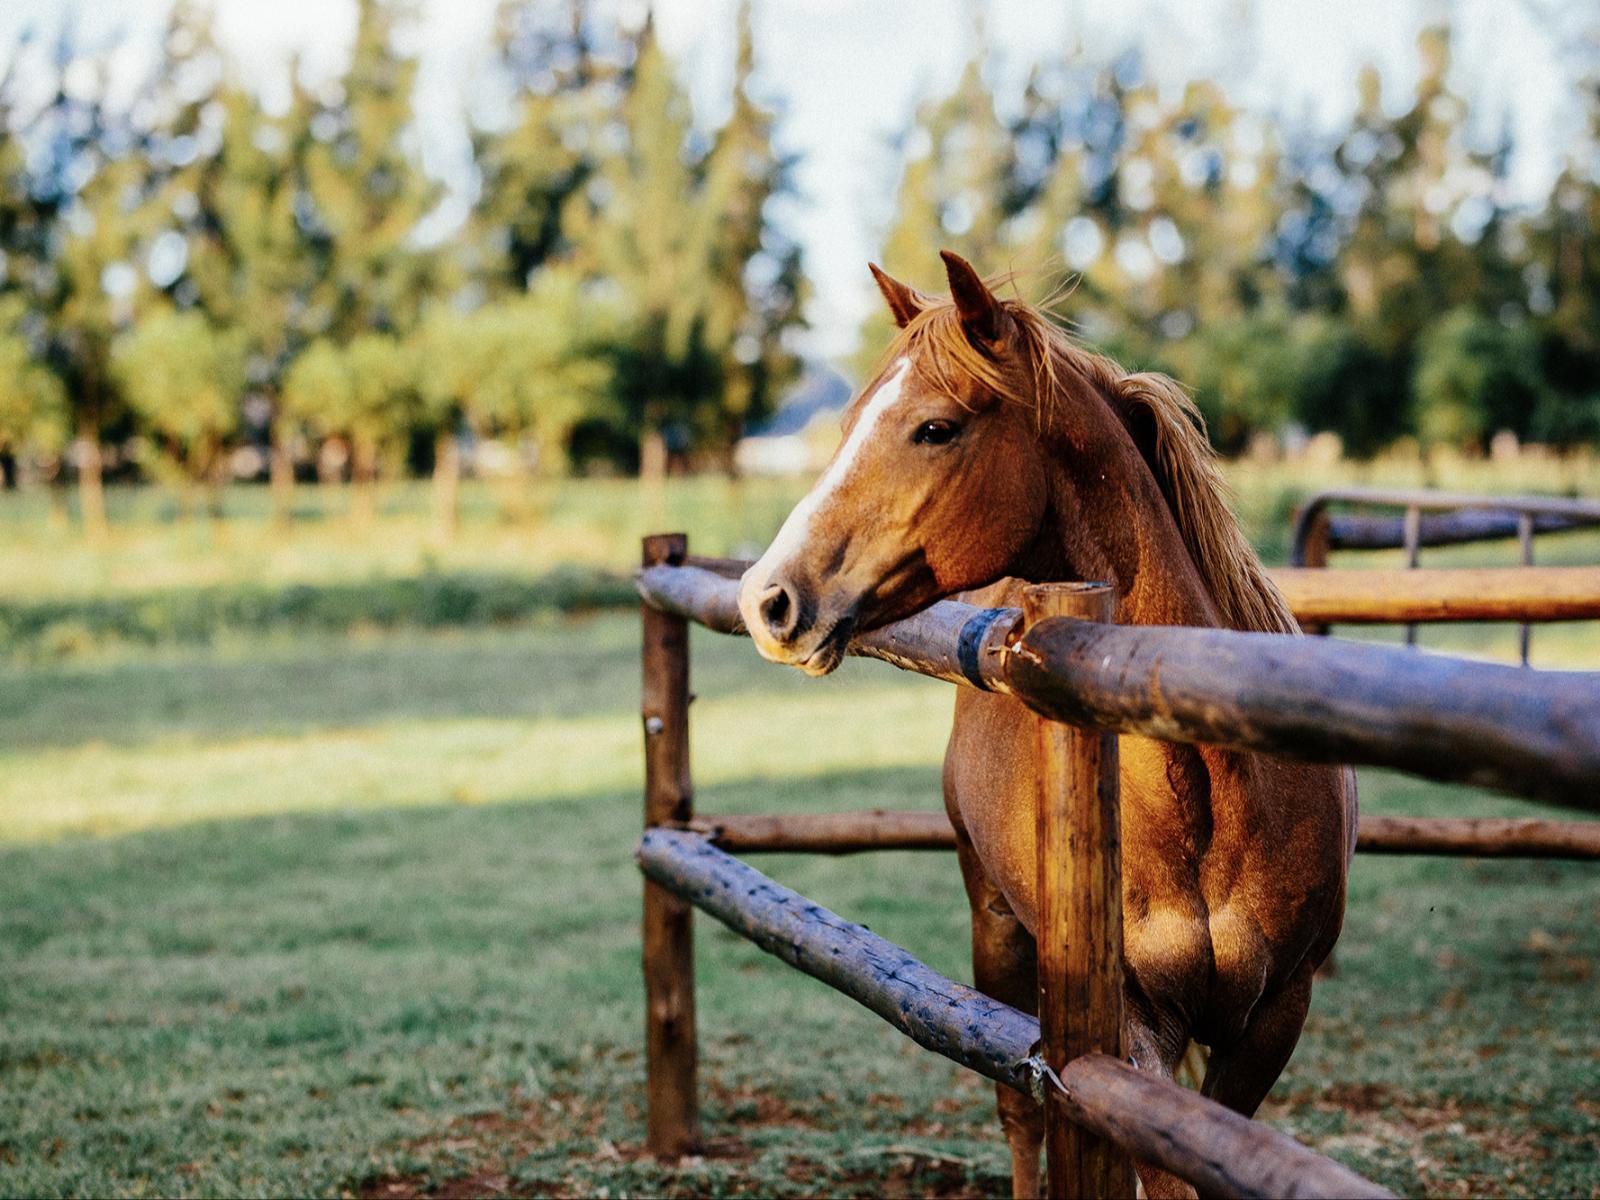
[[640, 428, 668, 484], [350, 438, 378, 525], [76, 419, 108, 544], [640, 427, 667, 529], [269, 430, 295, 529], [431, 431, 460, 543], [203, 435, 227, 521]]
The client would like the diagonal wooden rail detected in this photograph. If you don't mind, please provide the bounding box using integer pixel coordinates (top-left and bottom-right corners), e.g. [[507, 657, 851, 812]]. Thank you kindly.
[[639, 828, 1394, 1200]]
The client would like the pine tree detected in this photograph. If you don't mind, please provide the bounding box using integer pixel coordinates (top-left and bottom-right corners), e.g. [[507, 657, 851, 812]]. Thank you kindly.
[[573, 12, 715, 479], [0, 53, 64, 489], [468, 0, 619, 296], [861, 49, 1014, 375], [691, 2, 804, 454], [302, 0, 440, 341], [140, 2, 327, 520], [28, 29, 156, 540]]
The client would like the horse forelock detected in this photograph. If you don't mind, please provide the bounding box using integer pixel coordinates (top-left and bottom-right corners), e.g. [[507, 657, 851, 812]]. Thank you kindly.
[[875, 289, 1297, 637]]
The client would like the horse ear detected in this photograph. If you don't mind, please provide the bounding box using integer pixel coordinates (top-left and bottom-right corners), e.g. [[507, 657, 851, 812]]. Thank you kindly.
[[869, 262, 924, 328], [940, 249, 1004, 348]]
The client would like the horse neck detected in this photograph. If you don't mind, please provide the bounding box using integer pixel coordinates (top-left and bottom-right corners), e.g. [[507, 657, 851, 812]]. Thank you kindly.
[[1028, 386, 1223, 630]]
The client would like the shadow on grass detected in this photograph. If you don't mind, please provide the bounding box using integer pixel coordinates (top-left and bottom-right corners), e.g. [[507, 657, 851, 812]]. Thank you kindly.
[[0, 613, 915, 751]]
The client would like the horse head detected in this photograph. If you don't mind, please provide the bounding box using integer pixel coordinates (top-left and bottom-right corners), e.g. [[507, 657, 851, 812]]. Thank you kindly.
[[737, 251, 1052, 674]]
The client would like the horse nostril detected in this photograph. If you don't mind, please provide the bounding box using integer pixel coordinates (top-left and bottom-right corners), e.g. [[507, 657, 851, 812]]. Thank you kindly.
[[758, 583, 797, 640]]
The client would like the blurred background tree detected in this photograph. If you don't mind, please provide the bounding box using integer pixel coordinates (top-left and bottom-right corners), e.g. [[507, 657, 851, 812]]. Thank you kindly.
[[111, 307, 246, 509], [0, 296, 68, 489], [1, 0, 1599, 539]]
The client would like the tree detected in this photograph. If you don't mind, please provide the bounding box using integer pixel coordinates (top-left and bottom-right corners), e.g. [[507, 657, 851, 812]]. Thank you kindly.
[[467, 0, 620, 297], [468, 3, 804, 477], [1176, 309, 1299, 453], [282, 333, 415, 522], [24, 29, 156, 539], [690, 2, 805, 453], [1412, 308, 1545, 452], [138, 1, 324, 520], [301, 0, 440, 340], [111, 308, 247, 507], [860, 43, 1014, 376], [1292, 318, 1408, 458], [415, 267, 615, 535], [568, 12, 709, 479], [0, 298, 69, 487]]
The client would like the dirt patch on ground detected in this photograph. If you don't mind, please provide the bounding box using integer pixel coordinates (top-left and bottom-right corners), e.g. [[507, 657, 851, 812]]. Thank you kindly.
[[705, 1079, 822, 1129], [352, 1083, 1007, 1200], [1267, 1082, 1561, 1197], [359, 1172, 520, 1200]]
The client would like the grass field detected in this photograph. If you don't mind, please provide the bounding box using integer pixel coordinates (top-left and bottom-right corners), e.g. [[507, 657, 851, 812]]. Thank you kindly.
[[2, 466, 1598, 1198]]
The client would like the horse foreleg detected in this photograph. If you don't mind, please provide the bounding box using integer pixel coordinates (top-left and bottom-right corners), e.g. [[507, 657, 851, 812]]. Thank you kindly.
[[953, 834, 1043, 1199]]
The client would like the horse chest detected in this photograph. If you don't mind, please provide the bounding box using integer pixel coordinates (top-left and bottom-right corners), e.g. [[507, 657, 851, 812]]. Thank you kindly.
[[946, 694, 1210, 937]]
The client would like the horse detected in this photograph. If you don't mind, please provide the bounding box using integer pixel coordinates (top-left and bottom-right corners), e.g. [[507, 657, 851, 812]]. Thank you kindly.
[[734, 251, 1356, 1199]]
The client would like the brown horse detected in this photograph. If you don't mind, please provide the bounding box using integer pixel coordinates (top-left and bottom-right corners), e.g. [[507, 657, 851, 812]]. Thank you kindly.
[[735, 251, 1355, 1199]]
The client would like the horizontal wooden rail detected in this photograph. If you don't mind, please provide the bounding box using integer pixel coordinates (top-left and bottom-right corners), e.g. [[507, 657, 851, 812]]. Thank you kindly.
[[637, 828, 1393, 1200], [676, 554, 1600, 625], [637, 564, 1600, 810], [691, 810, 1600, 860], [688, 809, 958, 853], [1354, 814, 1600, 858], [1007, 618, 1600, 812], [1271, 566, 1600, 624]]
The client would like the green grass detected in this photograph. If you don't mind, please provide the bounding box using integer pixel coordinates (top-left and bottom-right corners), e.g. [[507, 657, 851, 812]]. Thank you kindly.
[[4, 462, 1599, 666], [1, 469, 1597, 1197], [2, 613, 1597, 1198]]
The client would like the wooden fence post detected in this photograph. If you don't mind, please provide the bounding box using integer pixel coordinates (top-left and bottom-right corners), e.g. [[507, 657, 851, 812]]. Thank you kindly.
[[642, 533, 700, 1158], [1023, 582, 1135, 1199]]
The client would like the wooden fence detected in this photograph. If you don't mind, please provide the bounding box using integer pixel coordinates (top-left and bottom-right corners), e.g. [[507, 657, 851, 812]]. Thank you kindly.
[[636, 533, 1600, 1197]]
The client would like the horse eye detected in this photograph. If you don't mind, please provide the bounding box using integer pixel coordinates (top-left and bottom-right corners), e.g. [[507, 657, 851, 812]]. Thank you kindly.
[[912, 419, 960, 446]]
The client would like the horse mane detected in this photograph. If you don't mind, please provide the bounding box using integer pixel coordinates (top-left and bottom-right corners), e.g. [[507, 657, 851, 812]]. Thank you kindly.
[[880, 291, 1298, 636]]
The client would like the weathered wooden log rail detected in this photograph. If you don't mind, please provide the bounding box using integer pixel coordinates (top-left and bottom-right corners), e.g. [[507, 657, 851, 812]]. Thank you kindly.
[[640, 827, 1393, 1200], [1270, 565, 1600, 624], [1290, 487, 1600, 561], [677, 551, 1600, 626], [638, 561, 1600, 811], [687, 809, 1600, 860]]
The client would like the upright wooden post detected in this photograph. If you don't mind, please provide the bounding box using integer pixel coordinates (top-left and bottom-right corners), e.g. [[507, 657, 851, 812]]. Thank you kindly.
[[641, 533, 700, 1158], [1023, 582, 1134, 1199], [1295, 504, 1332, 636]]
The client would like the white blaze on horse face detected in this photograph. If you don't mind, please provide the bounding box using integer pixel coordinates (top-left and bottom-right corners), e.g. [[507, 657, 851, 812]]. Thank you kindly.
[[746, 357, 911, 592]]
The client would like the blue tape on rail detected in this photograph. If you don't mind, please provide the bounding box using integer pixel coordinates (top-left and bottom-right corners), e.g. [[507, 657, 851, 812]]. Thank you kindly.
[[957, 608, 1012, 691]]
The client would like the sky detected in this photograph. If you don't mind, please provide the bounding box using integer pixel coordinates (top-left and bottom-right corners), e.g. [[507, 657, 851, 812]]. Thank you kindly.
[[0, 0, 1590, 362]]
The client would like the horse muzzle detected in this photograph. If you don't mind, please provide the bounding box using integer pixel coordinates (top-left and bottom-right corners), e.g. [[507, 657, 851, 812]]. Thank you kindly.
[[737, 566, 856, 676]]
